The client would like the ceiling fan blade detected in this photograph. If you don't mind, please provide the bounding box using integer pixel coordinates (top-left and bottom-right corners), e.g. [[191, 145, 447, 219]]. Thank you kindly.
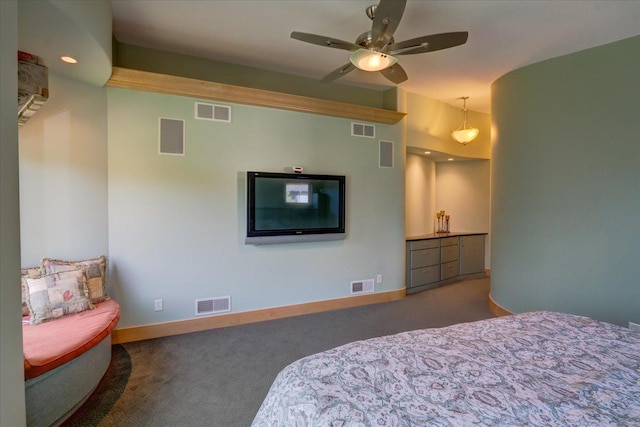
[[380, 63, 408, 84], [291, 31, 360, 52], [320, 63, 356, 83], [371, 0, 407, 49], [387, 32, 469, 55]]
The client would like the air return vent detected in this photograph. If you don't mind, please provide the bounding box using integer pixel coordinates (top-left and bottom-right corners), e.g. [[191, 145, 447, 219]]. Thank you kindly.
[[351, 122, 375, 138], [379, 140, 394, 168], [195, 102, 231, 122], [158, 118, 185, 155], [351, 279, 375, 295], [195, 296, 231, 316]]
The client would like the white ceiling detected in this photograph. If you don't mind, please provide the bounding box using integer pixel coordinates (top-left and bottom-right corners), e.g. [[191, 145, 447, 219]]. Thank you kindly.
[[110, 0, 640, 113]]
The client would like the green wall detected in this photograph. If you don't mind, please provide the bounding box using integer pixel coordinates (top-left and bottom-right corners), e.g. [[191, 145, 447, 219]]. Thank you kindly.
[[18, 73, 109, 266], [1, 1, 27, 424], [491, 36, 640, 326], [107, 88, 405, 328]]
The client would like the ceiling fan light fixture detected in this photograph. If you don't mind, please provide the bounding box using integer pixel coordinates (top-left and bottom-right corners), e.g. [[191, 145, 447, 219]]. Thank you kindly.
[[451, 96, 479, 145], [349, 48, 397, 72]]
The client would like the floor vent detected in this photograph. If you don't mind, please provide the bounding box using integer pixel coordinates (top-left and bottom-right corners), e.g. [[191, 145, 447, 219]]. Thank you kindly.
[[351, 122, 375, 138], [195, 296, 231, 316], [195, 102, 231, 122], [351, 279, 375, 295]]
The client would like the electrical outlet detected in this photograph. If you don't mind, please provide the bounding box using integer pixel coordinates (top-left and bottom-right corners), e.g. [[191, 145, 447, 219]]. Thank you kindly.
[[154, 299, 163, 312], [376, 274, 383, 284], [629, 322, 640, 332]]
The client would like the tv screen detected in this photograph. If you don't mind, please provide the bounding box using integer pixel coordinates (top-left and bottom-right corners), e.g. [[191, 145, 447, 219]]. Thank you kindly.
[[245, 171, 346, 244]]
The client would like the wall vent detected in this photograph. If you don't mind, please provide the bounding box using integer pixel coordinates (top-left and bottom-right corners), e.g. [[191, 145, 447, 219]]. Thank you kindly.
[[195, 296, 231, 316], [379, 140, 394, 168], [158, 117, 185, 155], [351, 122, 375, 138], [195, 102, 231, 122], [351, 279, 375, 295]]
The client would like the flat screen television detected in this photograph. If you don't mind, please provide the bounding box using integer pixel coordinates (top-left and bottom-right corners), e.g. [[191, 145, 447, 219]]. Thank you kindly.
[[245, 171, 346, 244]]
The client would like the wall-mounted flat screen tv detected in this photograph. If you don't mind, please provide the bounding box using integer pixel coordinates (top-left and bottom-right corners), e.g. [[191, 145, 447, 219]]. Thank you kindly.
[[245, 171, 346, 244]]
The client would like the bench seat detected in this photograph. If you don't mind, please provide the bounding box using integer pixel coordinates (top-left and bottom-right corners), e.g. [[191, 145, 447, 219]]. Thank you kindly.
[[23, 299, 120, 380]]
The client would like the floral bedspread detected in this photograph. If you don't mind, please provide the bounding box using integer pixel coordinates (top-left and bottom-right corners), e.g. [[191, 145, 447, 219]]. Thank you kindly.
[[252, 311, 640, 426]]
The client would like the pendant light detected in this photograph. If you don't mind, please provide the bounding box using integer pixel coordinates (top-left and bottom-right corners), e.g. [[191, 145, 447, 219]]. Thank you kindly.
[[451, 96, 479, 145]]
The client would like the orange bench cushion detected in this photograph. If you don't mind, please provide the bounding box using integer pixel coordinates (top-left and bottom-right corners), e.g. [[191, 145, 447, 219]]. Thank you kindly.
[[23, 299, 120, 380]]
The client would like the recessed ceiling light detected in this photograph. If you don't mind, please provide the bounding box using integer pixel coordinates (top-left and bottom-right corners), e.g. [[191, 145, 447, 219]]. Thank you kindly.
[[448, 158, 454, 161], [60, 56, 77, 64], [424, 151, 431, 155]]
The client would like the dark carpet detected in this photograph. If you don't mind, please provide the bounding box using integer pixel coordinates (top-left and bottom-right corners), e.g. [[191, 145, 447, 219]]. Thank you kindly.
[[63, 277, 493, 426], [62, 345, 131, 426]]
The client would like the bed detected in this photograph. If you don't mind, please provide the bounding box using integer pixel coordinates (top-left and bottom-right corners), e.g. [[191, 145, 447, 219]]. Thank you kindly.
[[252, 311, 640, 426]]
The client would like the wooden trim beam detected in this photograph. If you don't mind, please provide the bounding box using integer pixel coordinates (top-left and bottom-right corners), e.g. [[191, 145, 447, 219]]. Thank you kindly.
[[106, 67, 406, 125], [488, 293, 513, 317], [112, 288, 406, 344]]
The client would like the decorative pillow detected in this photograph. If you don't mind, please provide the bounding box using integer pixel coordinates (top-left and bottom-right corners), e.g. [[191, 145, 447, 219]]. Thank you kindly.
[[21, 267, 42, 316], [23, 269, 94, 325], [42, 255, 108, 303]]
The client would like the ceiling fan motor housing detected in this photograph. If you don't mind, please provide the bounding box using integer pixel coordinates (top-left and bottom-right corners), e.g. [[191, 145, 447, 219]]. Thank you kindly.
[[356, 31, 394, 50]]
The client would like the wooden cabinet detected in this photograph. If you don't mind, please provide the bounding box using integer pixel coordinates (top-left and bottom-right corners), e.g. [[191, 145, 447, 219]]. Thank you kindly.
[[406, 240, 440, 289], [406, 233, 486, 294], [460, 234, 486, 276], [440, 237, 459, 280]]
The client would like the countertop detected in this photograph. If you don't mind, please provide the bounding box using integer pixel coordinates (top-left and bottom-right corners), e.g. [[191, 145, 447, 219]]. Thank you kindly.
[[406, 232, 488, 241]]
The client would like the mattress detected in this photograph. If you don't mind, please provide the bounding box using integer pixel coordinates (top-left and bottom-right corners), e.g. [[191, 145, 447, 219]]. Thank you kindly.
[[253, 311, 640, 426]]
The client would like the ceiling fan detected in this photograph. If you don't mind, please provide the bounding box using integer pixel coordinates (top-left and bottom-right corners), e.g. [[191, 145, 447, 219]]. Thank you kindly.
[[290, 0, 468, 84]]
